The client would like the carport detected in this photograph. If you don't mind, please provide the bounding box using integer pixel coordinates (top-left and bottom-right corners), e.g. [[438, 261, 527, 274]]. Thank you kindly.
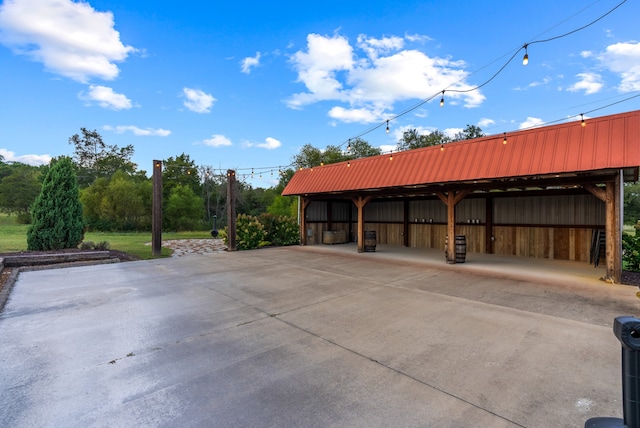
[[283, 110, 640, 284]]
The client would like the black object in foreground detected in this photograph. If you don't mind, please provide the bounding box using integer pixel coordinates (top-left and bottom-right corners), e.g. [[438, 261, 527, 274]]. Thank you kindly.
[[585, 316, 640, 427]]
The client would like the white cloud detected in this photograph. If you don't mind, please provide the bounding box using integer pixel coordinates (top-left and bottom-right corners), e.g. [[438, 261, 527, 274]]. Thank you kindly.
[[0, 0, 135, 83], [567, 72, 603, 95], [0, 148, 50, 166], [529, 76, 552, 88], [598, 41, 640, 92], [390, 125, 436, 142], [287, 32, 484, 122], [328, 106, 386, 124], [201, 134, 232, 147], [288, 33, 354, 109], [405, 33, 433, 43], [182, 88, 215, 113], [478, 118, 495, 128], [103, 125, 170, 136], [80, 85, 132, 110], [241, 52, 261, 74], [257, 137, 281, 150], [379, 144, 396, 152], [357, 34, 404, 59], [520, 117, 544, 129], [444, 128, 463, 139], [580, 51, 593, 58], [243, 137, 282, 150]]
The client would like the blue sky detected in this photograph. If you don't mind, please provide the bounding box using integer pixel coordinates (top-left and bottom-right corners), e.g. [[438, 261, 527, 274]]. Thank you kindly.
[[0, 0, 639, 186]]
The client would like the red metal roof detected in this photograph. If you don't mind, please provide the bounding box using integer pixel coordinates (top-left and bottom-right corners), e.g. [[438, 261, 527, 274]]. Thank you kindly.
[[283, 110, 640, 196]]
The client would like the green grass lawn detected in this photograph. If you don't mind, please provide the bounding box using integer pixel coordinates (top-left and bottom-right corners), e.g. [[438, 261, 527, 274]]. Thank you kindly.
[[0, 214, 212, 260]]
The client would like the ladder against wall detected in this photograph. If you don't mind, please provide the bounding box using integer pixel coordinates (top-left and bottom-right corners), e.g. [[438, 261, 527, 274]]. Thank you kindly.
[[590, 229, 606, 268]]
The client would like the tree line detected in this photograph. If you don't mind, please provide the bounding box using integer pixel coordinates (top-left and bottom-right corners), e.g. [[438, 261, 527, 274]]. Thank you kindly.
[[2, 125, 640, 234]]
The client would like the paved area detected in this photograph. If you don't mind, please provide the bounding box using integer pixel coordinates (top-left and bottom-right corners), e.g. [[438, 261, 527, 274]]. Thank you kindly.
[[1, 244, 639, 427]]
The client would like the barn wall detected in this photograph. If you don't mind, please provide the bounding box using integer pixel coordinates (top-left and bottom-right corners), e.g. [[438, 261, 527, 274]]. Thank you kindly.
[[303, 194, 604, 262]]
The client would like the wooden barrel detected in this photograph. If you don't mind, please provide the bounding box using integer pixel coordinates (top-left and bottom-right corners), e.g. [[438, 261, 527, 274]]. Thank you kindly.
[[455, 235, 466, 263], [445, 235, 467, 263], [364, 230, 376, 252]]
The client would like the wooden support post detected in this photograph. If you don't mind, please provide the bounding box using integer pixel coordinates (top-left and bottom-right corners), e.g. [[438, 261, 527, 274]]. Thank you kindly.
[[607, 173, 623, 283], [584, 179, 622, 283], [226, 170, 237, 251], [151, 160, 162, 256], [436, 190, 469, 263], [403, 199, 410, 247], [485, 197, 494, 254], [352, 196, 372, 252], [299, 197, 310, 245]]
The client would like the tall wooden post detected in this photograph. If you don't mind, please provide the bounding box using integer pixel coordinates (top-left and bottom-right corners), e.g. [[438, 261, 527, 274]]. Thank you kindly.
[[403, 199, 410, 247], [352, 196, 371, 252], [584, 177, 622, 284], [437, 190, 469, 263], [151, 160, 162, 256], [227, 170, 237, 251], [299, 197, 310, 245], [605, 172, 623, 283]]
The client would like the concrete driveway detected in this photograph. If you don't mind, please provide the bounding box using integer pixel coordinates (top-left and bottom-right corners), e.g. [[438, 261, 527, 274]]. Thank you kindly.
[[1, 245, 639, 427]]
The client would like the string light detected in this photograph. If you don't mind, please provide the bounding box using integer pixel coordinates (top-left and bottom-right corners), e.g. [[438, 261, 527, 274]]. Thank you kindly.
[[389, 151, 393, 161], [503, 132, 507, 145], [181, 2, 630, 178]]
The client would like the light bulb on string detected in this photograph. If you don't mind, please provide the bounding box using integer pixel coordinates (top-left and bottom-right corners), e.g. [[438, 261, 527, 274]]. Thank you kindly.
[[251, 168, 254, 178], [522, 44, 529, 66], [386, 120, 390, 134], [503, 132, 507, 145], [347, 138, 351, 152], [389, 151, 393, 161], [347, 161, 350, 168], [440, 144, 444, 152], [439, 91, 445, 107], [581, 114, 586, 127]]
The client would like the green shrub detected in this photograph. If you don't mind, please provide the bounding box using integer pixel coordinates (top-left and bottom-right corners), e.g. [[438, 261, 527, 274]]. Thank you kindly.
[[234, 214, 266, 250], [258, 214, 299, 246], [623, 226, 640, 272], [80, 241, 95, 250]]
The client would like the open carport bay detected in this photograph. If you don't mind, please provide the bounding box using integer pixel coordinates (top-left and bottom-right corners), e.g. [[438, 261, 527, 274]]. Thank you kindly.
[[1, 245, 638, 427]]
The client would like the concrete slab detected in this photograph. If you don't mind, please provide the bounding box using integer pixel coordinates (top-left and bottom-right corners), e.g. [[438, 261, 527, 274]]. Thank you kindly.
[[1, 246, 639, 427]]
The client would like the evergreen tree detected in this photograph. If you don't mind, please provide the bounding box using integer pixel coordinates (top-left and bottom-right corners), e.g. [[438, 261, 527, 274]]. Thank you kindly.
[[27, 157, 85, 250]]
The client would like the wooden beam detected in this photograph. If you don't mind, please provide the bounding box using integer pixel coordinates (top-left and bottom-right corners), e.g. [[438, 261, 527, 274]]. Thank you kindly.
[[437, 190, 469, 263], [226, 170, 237, 251], [403, 199, 409, 247], [604, 173, 622, 283], [152, 160, 162, 256], [352, 196, 372, 252], [299, 197, 310, 245], [485, 197, 494, 254], [583, 183, 606, 202]]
